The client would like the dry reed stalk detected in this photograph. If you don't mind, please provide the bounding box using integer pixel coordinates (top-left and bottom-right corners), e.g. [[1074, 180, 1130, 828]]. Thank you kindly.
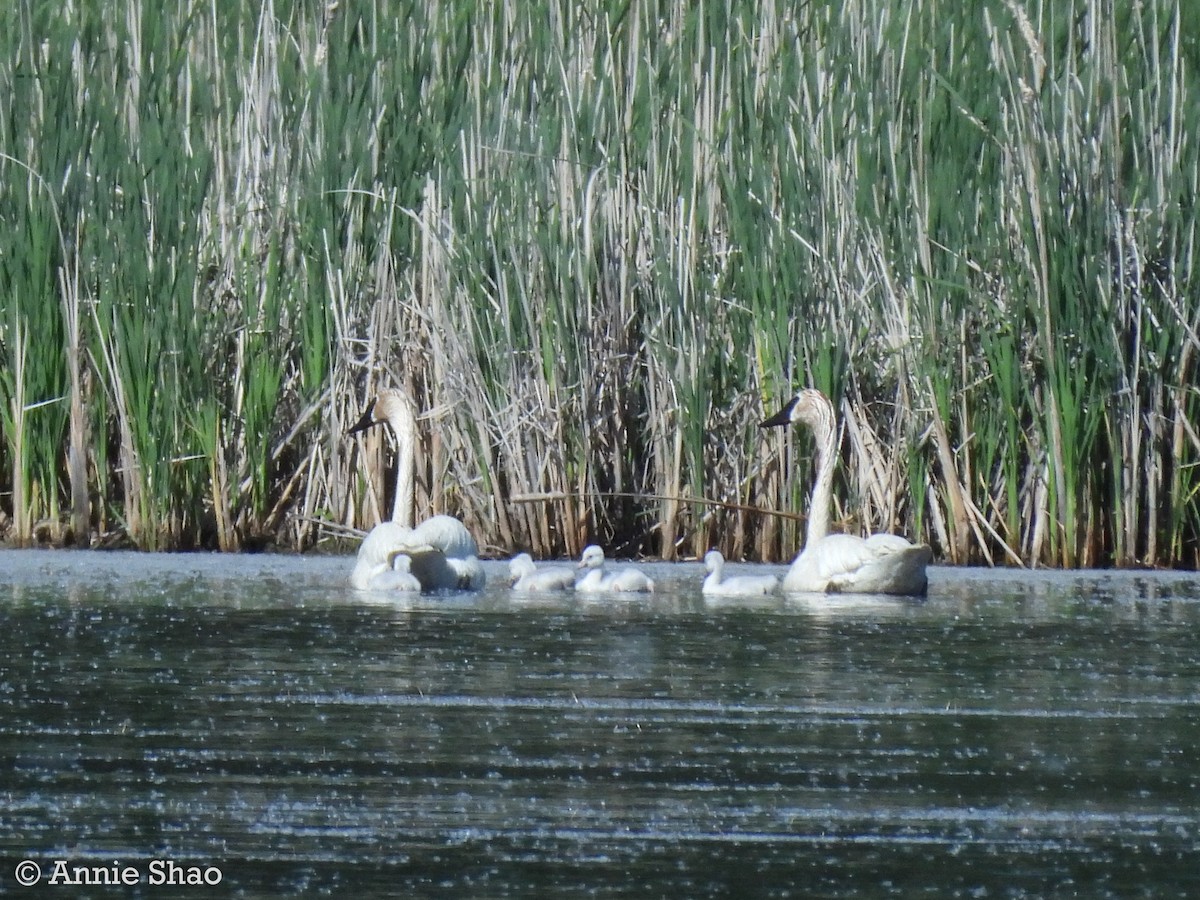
[[91, 311, 146, 546], [210, 416, 237, 552], [926, 384, 972, 563]]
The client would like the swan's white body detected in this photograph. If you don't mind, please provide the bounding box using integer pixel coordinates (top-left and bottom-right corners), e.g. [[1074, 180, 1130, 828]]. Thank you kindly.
[[348, 390, 485, 592], [508, 553, 577, 591], [350, 516, 484, 592], [701, 550, 779, 597], [761, 388, 931, 596], [575, 545, 655, 593]]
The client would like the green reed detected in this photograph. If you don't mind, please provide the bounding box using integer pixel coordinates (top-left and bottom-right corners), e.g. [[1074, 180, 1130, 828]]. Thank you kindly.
[[0, 0, 1196, 566]]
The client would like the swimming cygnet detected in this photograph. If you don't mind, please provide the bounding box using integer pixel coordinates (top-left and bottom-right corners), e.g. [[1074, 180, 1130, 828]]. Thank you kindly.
[[701, 550, 779, 597], [508, 552, 577, 591], [365, 553, 422, 592], [575, 544, 655, 593]]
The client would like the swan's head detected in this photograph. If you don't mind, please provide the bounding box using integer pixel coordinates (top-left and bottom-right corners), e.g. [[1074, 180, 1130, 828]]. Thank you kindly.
[[509, 552, 536, 581], [760, 388, 835, 432], [391, 553, 413, 574], [579, 545, 606, 569], [348, 389, 416, 437], [703, 549, 724, 572]]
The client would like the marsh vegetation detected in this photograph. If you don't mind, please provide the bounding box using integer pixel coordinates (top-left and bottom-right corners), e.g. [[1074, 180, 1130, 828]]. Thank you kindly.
[[1, 0, 1197, 565]]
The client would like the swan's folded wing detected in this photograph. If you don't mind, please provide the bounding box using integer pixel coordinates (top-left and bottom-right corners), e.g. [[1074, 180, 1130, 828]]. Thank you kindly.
[[800, 534, 873, 580], [864, 533, 918, 553], [826, 536, 931, 595], [356, 522, 415, 567], [409, 515, 479, 558], [404, 547, 463, 591]]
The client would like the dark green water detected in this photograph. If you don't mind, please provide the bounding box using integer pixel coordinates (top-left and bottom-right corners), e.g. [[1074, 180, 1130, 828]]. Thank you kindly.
[[1, 550, 1198, 897]]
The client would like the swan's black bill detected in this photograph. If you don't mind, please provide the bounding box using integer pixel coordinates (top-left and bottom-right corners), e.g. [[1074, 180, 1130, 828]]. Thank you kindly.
[[347, 400, 380, 436], [760, 397, 797, 428]]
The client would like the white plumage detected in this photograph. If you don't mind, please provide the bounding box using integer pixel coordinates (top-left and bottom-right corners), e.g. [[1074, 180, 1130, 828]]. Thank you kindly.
[[361, 553, 422, 592], [701, 550, 779, 597], [575, 544, 655, 593], [348, 389, 485, 592], [508, 552, 577, 591], [761, 388, 931, 595]]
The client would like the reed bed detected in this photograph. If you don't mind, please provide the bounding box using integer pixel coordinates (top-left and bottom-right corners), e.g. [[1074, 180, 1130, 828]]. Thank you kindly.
[[0, 0, 1196, 566]]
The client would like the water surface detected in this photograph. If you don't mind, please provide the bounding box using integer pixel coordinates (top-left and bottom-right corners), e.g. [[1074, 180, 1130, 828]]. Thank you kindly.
[[2, 550, 1198, 897]]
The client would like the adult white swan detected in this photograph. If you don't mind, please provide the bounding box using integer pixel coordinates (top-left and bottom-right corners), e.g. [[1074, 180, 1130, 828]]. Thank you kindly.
[[701, 550, 779, 597], [575, 545, 655, 593], [760, 388, 931, 595], [348, 389, 485, 592], [508, 552, 577, 591]]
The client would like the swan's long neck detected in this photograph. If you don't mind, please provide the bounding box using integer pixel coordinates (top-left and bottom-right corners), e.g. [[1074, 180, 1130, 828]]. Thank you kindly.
[[387, 401, 417, 529], [805, 402, 838, 547]]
